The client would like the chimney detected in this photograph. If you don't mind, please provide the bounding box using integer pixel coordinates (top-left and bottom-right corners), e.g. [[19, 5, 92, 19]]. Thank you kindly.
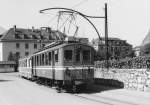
[[13, 25, 16, 32], [46, 27, 51, 33], [32, 26, 34, 32]]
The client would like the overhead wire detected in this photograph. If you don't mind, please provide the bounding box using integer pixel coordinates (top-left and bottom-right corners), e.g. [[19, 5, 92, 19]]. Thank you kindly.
[[68, 14, 74, 34], [68, 0, 89, 36], [60, 13, 78, 29], [55, 0, 89, 33], [40, 14, 58, 29], [72, 0, 89, 9], [58, 15, 72, 31], [41, 0, 92, 37]]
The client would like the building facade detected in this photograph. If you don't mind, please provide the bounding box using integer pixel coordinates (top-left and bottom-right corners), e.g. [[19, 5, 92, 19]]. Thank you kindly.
[[133, 46, 141, 56], [0, 25, 66, 61], [92, 37, 133, 60], [140, 29, 150, 56]]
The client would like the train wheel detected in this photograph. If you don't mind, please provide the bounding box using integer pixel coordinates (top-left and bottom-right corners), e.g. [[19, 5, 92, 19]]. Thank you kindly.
[[30, 76, 36, 82], [56, 81, 63, 93], [79, 84, 87, 92], [47, 79, 53, 87], [72, 85, 77, 93]]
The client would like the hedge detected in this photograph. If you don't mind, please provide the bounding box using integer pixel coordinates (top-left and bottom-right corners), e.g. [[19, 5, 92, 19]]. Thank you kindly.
[[95, 56, 150, 69]]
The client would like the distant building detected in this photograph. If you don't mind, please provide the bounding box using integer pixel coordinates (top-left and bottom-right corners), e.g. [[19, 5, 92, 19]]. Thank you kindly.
[[65, 36, 89, 44], [91, 37, 133, 60], [141, 29, 150, 47], [140, 29, 150, 56], [133, 46, 141, 56], [0, 25, 66, 61], [0, 61, 16, 72]]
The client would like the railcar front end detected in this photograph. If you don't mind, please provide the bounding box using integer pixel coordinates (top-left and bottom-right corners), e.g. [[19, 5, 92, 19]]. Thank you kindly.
[[59, 43, 95, 91], [18, 56, 32, 79]]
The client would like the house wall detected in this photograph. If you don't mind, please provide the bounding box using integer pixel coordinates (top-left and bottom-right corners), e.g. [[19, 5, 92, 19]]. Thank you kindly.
[[1, 41, 44, 61], [0, 43, 3, 61]]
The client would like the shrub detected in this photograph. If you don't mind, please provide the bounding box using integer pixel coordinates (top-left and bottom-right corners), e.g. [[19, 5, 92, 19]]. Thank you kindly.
[[95, 56, 150, 69]]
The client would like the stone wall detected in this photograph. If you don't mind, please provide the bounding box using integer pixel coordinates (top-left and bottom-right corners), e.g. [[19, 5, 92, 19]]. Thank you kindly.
[[94, 68, 150, 91]]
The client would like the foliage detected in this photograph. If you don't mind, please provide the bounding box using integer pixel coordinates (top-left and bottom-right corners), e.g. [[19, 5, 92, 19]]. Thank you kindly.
[[8, 52, 14, 61], [8, 52, 20, 62], [94, 49, 135, 61], [95, 56, 150, 69]]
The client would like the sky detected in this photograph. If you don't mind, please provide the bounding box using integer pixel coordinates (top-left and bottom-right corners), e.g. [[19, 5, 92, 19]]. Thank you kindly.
[[0, 0, 150, 47]]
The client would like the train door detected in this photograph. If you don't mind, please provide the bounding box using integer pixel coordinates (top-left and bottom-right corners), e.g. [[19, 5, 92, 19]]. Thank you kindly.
[[31, 57, 34, 77], [52, 51, 55, 80], [31, 56, 37, 77]]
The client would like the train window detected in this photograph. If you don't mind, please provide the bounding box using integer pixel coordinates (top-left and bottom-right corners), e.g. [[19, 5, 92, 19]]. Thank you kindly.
[[76, 48, 80, 62], [34, 56, 36, 66], [83, 50, 90, 61], [25, 59, 27, 67], [48, 52, 51, 65], [64, 50, 73, 61], [42, 54, 44, 65], [35, 56, 37, 66], [28, 59, 30, 67], [55, 50, 58, 62], [38, 55, 40, 66], [45, 53, 48, 65], [40, 54, 42, 66], [36, 55, 39, 66]]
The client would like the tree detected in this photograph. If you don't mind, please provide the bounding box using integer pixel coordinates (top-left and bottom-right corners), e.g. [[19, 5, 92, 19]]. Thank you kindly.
[[8, 52, 20, 62], [127, 50, 136, 58], [8, 52, 14, 61]]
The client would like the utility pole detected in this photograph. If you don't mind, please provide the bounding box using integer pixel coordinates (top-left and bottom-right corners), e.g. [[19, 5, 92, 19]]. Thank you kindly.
[[39, 28, 42, 49], [105, 3, 109, 68]]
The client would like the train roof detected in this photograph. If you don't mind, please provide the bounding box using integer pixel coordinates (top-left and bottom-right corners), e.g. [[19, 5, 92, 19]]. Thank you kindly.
[[19, 41, 93, 60], [19, 54, 32, 61], [34, 41, 93, 54]]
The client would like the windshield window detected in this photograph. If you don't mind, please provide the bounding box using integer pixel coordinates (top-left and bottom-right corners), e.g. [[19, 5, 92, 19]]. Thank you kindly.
[[83, 50, 90, 61], [64, 50, 73, 61], [76, 48, 80, 62]]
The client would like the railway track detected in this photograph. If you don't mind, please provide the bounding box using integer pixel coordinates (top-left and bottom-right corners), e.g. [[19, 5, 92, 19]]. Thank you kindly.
[[73, 94, 114, 105], [21, 76, 145, 105], [72, 93, 140, 105]]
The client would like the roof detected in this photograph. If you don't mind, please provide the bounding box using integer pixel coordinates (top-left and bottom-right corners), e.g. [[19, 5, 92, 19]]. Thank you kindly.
[[0, 27, 67, 42], [94, 37, 121, 41], [92, 37, 121, 45], [92, 37, 132, 46], [34, 41, 93, 55]]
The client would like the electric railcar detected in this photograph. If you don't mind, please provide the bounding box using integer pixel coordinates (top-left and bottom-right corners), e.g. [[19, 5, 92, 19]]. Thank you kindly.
[[18, 41, 94, 92]]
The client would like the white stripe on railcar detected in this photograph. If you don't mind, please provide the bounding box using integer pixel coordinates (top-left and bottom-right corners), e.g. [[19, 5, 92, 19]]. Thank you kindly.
[[33, 65, 94, 71]]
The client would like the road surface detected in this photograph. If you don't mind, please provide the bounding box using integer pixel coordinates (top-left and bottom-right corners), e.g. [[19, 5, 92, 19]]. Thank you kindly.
[[0, 72, 150, 105]]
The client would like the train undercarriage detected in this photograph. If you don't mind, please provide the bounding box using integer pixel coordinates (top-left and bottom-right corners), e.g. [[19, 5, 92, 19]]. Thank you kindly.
[[23, 75, 91, 93]]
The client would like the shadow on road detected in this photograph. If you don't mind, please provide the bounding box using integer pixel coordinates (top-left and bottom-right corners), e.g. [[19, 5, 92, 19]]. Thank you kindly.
[[76, 79, 124, 94], [80, 84, 122, 94], [0, 79, 12, 82]]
